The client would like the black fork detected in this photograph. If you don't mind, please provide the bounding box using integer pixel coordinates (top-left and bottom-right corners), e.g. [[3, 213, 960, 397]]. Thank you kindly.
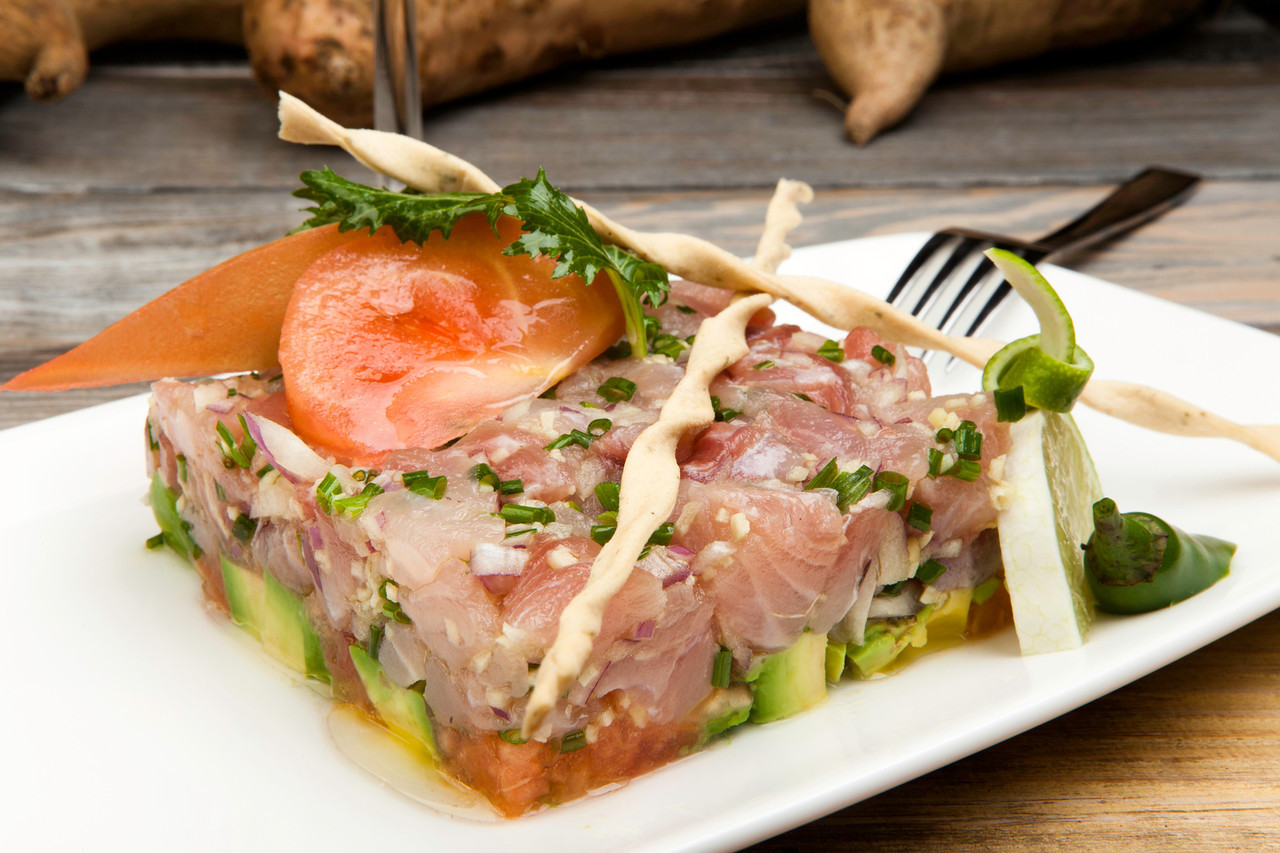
[[886, 167, 1201, 353]]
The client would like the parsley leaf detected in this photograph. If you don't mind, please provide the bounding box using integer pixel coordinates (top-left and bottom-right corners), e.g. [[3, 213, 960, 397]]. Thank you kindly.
[[293, 167, 669, 356]]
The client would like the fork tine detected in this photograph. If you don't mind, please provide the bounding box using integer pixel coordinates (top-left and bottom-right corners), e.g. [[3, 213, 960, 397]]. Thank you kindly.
[[933, 255, 996, 331], [907, 236, 985, 317], [957, 245, 1046, 339], [886, 232, 952, 305]]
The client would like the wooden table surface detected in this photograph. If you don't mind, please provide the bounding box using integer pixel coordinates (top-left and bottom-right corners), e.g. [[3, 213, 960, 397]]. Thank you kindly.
[[2, 7, 1278, 850]]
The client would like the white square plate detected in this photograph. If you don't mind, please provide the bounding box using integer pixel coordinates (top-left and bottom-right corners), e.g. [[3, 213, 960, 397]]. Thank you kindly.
[[2, 234, 1277, 852]]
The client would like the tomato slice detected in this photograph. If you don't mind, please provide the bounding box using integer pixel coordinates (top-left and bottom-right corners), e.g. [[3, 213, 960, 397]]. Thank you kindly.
[[278, 215, 624, 462], [1, 225, 364, 392]]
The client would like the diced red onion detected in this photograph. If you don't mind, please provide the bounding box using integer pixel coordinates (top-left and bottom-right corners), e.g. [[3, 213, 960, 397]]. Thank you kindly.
[[668, 545, 694, 558], [491, 706, 511, 722], [633, 620, 655, 639], [242, 412, 330, 485]]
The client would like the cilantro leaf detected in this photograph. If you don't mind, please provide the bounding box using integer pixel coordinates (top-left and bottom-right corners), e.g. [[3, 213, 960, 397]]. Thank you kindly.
[[292, 167, 669, 356]]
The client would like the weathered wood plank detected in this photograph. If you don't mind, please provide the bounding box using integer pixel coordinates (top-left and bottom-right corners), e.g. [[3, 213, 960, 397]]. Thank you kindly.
[[2, 11, 1277, 193]]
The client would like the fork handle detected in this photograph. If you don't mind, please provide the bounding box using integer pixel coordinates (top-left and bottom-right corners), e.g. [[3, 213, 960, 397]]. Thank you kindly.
[[1035, 167, 1200, 256]]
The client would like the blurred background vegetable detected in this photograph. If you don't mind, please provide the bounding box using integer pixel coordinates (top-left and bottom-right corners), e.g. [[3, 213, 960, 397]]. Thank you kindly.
[[3, 0, 1275, 142]]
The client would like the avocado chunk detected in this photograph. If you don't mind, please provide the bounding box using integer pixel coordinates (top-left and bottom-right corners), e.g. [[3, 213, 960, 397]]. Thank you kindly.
[[220, 554, 330, 683], [264, 569, 331, 683], [747, 631, 829, 724], [698, 685, 754, 740], [220, 553, 267, 642], [847, 587, 973, 678], [149, 471, 200, 562], [349, 644, 438, 759]]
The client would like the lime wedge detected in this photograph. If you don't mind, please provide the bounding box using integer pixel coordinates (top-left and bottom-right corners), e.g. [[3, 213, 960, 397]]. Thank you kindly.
[[985, 248, 1074, 360], [981, 250, 1094, 413], [996, 409, 1104, 654]]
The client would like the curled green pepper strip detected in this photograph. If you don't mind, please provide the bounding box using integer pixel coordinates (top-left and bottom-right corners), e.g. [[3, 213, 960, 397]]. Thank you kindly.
[[1083, 497, 1235, 614]]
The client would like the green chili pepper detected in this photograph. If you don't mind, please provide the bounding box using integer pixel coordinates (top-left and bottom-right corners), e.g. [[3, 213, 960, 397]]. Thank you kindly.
[[1083, 497, 1234, 615]]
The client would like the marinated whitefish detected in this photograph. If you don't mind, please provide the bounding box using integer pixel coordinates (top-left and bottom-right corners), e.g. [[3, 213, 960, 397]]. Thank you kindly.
[[143, 274, 1013, 815]]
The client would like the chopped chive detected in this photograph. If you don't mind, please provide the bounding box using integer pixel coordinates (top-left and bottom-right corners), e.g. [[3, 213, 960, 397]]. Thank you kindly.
[[559, 730, 587, 753], [146, 533, 165, 550], [255, 464, 275, 479], [994, 385, 1027, 423], [542, 417, 611, 450], [597, 376, 637, 403], [504, 527, 536, 539], [793, 392, 814, 403], [651, 334, 687, 360], [500, 729, 530, 745], [916, 559, 949, 585], [565, 500, 583, 513], [675, 303, 696, 314], [579, 401, 602, 410], [804, 459, 874, 512], [710, 396, 741, 423], [711, 648, 733, 689], [231, 512, 258, 543], [499, 504, 555, 525], [906, 502, 933, 532], [817, 339, 846, 363], [471, 463, 520, 494], [595, 481, 621, 512], [881, 580, 907, 596], [538, 385, 558, 400], [927, 447, 945, 477], [367, 624, 384, 658], [935, 427, 955, 443], [603, 339, 632, 360], [648, 522, 675, 548], [945, 459, 982, 482], [315, 472, 341, 514], [214, 415, 257, 470], [954, 420, 983, 460], [752, 360, 775, 370], [146, 422, 159, 451], [590, 524, 616, 546], [403, 470, 447, 499], [226, 387, 238, 398], [379, 580, 412, 625], [176, 454, 188, 483], [214, 481, 227, 503], [407, 680, 427, 695], [333, 482, 385, 518], [870, 344, 896, 366], [873, 470, 910, 512]]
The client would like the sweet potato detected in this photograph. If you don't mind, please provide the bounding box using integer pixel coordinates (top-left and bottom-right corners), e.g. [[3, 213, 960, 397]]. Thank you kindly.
[[809, 0, 1213, 143], [0, 0, 242, 101], [242, 0, 806, 125]]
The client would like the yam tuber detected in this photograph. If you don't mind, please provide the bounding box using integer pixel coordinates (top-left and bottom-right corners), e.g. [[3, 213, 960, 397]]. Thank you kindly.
[[0, 0, 242, 100], [243, 0, 805, 125], [809, 0, 1214, 144]]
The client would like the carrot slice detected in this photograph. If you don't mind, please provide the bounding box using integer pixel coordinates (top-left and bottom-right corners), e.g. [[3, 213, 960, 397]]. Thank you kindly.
[[279, 214, 624, 462], [1, 225, 364, 392]]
